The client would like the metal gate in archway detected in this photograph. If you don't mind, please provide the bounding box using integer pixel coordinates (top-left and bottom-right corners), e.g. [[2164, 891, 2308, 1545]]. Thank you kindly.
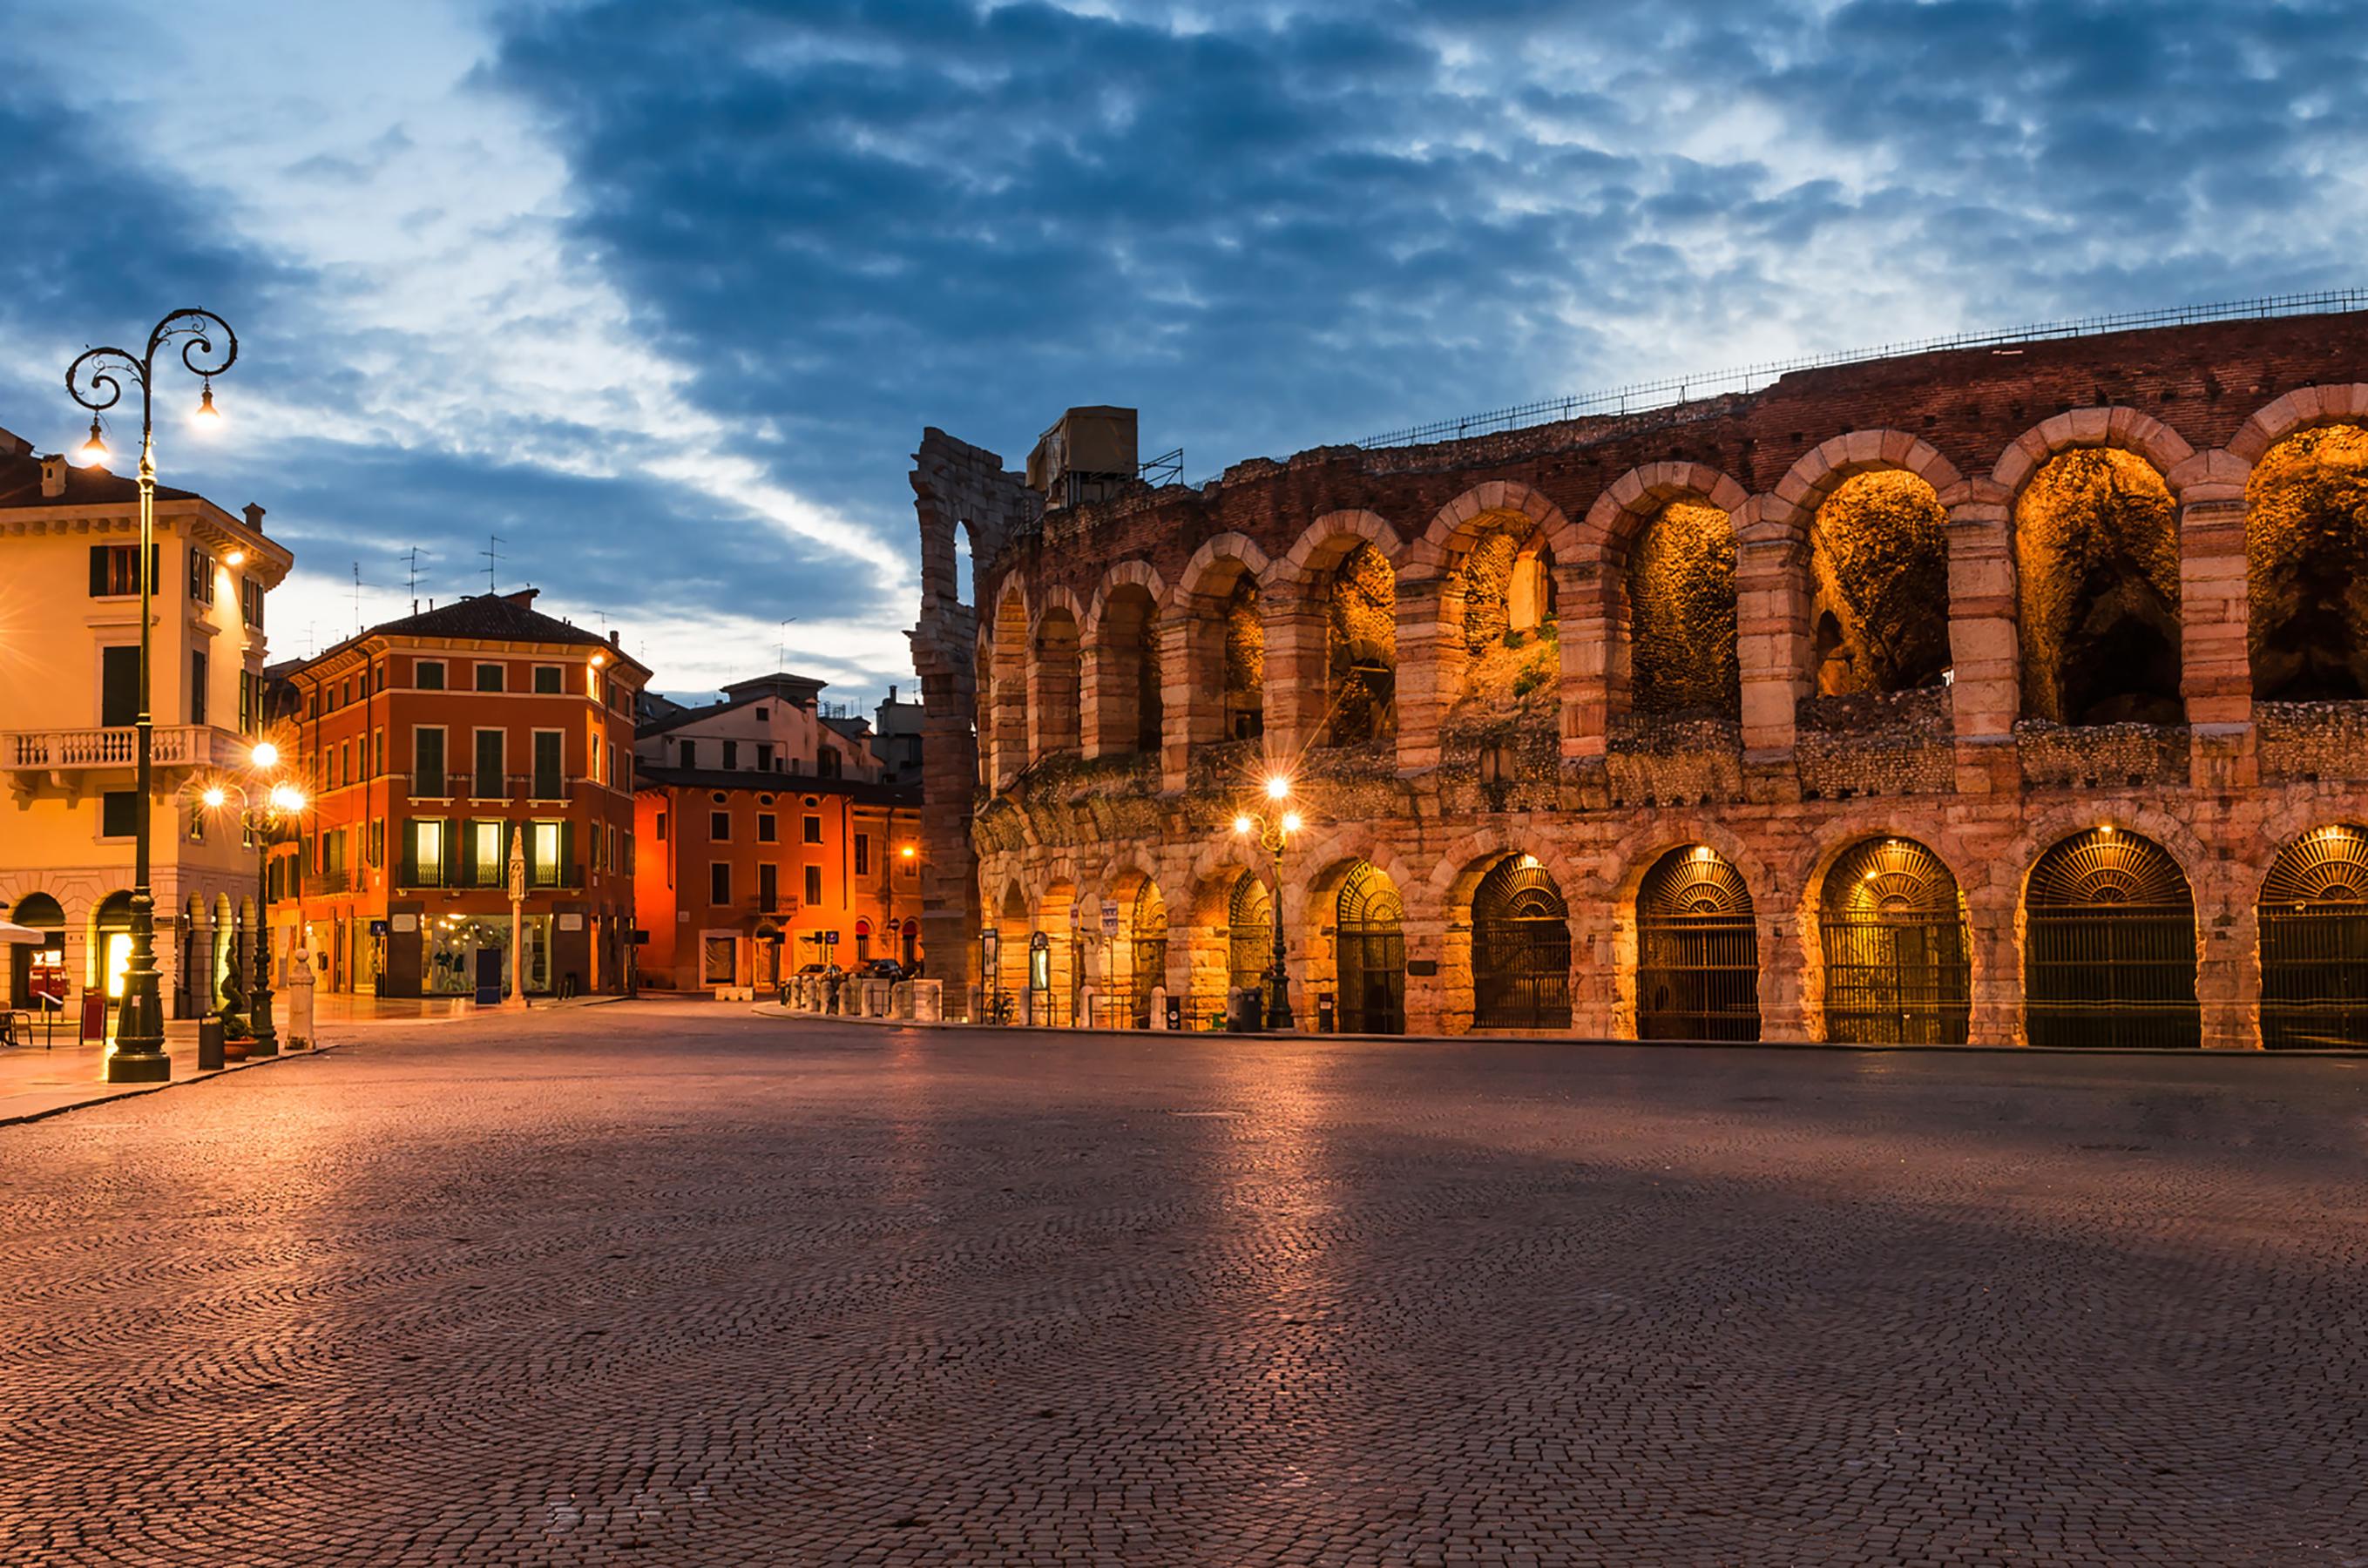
[[1819, 838, 1970, 1044], [1129, 881, 1167, 1028], [1471, 855, 1572, 1029], [1228, 874, 1271, 998], [1636, 847, 1761, 1040], [2259, 825, 2368, 1049], [1336, 862, 1404, 1035], [2024, 828, 2199, 1048]]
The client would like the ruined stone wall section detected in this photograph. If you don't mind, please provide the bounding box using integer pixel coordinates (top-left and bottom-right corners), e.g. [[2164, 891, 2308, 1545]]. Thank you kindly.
[[930, 316, 2368, 1044]]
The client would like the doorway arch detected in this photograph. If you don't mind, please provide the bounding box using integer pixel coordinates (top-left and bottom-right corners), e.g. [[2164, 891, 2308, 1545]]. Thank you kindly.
[[1470, 855, 1572, 1029], [2258, 825, 2368, 1049], [1335, 862, 1404, 1035], [1635, 847, 1761, 1040], [1818, 838, 1969, 1043], [2023, 828, 2199, 1047]]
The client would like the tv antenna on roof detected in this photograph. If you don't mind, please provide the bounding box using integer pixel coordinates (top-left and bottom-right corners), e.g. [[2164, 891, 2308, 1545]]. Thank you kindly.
[[350, 561, 375, 633], [480, 532, 504, 594], [403, 546, 428, 614], [778, 618, 798, 672]]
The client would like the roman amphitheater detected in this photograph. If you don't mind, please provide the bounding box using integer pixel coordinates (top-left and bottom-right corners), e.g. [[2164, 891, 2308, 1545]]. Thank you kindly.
[[907, 303, 2368, 1049]]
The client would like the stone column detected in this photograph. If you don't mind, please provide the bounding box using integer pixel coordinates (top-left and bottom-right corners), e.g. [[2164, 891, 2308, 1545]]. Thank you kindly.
[[1158, 614, 1194, 792], [1555, 560, 1617, 760], [1393, 578, 1456, 773], [1945, 491, 2022, 798], [1961, 877, 2020, 1048], [913, 647, 980, 1016], [1263, 600, 1330, 758], [1756, 898, 1809, 1042], [2179, 483, 2255, 791], [1735, 536, 1808, 760], [2196, 861, 2259, 1050]]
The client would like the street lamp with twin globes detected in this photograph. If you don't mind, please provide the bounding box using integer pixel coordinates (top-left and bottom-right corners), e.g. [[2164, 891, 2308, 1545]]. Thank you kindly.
[[1232, 774, 1305, 1031], [200, 741, 306, 1057]]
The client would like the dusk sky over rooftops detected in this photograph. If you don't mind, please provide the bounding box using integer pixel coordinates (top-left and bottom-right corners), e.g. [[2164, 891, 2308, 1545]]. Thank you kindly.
[[3, 0, 2361, 700]]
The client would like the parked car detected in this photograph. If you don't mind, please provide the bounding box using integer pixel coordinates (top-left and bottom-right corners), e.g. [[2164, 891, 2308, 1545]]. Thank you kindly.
[[856, 958, 906, 982]]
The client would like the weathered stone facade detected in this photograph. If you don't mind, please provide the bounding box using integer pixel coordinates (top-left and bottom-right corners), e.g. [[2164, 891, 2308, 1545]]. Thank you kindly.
[[910, 314, 2368, 1048]]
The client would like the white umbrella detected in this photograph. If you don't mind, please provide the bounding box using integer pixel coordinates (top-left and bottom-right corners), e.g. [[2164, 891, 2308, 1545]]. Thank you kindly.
[[0, 921, 45, 943]]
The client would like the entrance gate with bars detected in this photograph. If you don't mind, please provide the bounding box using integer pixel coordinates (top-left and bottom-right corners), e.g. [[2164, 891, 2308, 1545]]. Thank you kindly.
[[2023, 828, 2200, 1048], [1470, 856, 1572, 1030], [1335, 862, 1404, 1034], [1819, 838, 1970, 1044], [1635, 847, 1762, 1040], [2258, 824, 2368, 1049]]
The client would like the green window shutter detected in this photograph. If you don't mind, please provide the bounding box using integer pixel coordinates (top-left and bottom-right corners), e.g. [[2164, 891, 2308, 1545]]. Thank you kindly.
[[459, 821, 480, 885], [89, 545, 106, 596], [100, 645, 140, 727], [560, 821, 576, 886]]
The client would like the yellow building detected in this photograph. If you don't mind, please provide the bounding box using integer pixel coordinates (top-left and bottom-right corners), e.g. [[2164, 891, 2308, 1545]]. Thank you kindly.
[[0, 424, 294, 1019]]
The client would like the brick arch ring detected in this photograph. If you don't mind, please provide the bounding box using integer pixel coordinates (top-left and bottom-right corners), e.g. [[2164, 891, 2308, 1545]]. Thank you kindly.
[[1557, 460, 1752, 563], [1990, 407, 2197, 506], [1740, 429, 1968, 547], [1407, 479, 1574, 581]]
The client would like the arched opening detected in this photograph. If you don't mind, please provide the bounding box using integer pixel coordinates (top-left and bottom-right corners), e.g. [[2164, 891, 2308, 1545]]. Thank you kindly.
[[7, 892, 65, 1010], [91, 891, 134, 1002], [1626, 501, 1739, 717], [988, 590, 1031, 785], [212, 891, 236, 1010], [1222, 575, 1264, 741], [1335, 862, 1404, 1035], [994, 883, 1031, 1005], [2258, 825, 2368, 1049], [1818, 838, 1969, 1044], [854, 917, 873, 964], [1323, 542, 1397, 747], [2023, 828, 2199, 1047], [2015, 449, 2182, 725], [953, 521, 976, 607], [1092, 583, 1162, 759], [1808, 472, 1952, 694], [1035, 880, 1078, 1026], [900, 917, 919, 970], [1181, 562, 1265, 758], [1122, 877, 1167, 1028], [1445, 522, 1559, 729], [1030, 606, 1082, 760], [2246, 424, 2368, 700], [1227, 871, 1271, 999], [1635, 846, 1760, 1040], [1469, 855, 1572, 1030]]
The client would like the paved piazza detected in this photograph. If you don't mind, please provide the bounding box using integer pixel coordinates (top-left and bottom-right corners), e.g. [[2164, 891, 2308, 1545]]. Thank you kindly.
[[3, 1006, 2366, 1566]]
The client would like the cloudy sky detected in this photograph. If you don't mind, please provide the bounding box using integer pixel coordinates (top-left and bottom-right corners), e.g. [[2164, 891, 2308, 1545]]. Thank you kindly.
[[3, 0, 2361, 701]]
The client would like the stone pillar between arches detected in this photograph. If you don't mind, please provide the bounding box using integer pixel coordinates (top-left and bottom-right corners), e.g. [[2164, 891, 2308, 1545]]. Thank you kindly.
[[1393, 578, 1454, 774], [2179, 495, 2256, 791]]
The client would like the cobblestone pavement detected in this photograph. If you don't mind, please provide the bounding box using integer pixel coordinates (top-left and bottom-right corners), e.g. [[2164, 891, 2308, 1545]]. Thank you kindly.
[[3, 1005, 2366, 1565]]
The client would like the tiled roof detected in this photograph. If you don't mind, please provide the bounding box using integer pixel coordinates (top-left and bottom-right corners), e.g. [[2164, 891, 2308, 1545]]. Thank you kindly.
[[365, 593, 616, 649], [0, 448, 200, 510], [633, 766, 920, 808]]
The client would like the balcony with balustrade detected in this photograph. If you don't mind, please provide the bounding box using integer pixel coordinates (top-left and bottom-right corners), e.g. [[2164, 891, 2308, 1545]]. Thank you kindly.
[[2, 724, 252, 780]]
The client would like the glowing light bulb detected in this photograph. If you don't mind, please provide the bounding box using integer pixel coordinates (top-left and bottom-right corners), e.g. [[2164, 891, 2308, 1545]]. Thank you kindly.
[[202, 787, 227, 809], [1233, 814, 1254, 835], [75, 417, 108, 468], [225, 549, 246, 567], [251, 741, 280, 769], [1264, 775, 1290, 801], [193, 379, 222, 430], [269, 784, 306, 814], [1280, 811, 1302, 834]]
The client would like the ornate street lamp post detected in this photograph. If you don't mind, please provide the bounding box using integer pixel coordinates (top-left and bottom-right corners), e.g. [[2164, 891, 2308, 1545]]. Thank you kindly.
[[69, 308, 237, 1083], [1233, 775, 1304, 1031], [201, 743, 305, 1058]]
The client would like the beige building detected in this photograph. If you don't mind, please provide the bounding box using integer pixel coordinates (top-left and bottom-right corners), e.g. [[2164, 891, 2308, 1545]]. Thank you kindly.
[[0, 425, 293, 1019]]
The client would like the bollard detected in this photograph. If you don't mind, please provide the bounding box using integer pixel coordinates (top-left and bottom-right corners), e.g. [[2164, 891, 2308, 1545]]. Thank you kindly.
[[197, 1017, 226, 1072]]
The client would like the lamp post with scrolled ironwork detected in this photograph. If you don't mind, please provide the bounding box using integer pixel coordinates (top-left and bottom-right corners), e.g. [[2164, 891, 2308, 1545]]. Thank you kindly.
[[200, 746, 306, 1057], [67, 308, 238, 1083], [1232, 776, 1304, 1031]]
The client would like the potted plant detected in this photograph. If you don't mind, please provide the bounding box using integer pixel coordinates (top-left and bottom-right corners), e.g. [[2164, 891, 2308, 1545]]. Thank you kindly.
[[216, 972, 254, 1061]]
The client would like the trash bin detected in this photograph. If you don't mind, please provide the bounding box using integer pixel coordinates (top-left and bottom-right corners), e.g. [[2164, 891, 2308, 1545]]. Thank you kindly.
[[1227, 987, 1264, 1033], [197, 1017, 226, 1072], [1316, 992, 1336, 1033]]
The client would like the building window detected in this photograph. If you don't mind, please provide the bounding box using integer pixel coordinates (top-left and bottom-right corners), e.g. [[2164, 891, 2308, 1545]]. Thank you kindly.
[[413, 727, 447, 798], [755, 742, 773, 771], [469, 821, 504, 887], [757, 813, 777, 843], [534, 665, 562, 694], [187, 548, 216, 605], [754, 706, 768, 721], [854, 834, 869, 875], [531, 820, 565, 887], [532, 731, 564, 799], [408, 819, 449, 887], [475, 662, 504, 693], [804, 865, 823, 905], [655, 810, 668, 842], [100, 645, 139, 727], [416, 659, 445, 691], [710, 810, 731, 841], [710, 862, 732, 905], [679, 739, 697, 769], [758, 862, 778, 912], [190, 651, 208, 727], [368, 818, 385, 868], [240, 575, 264, 629], [723, 740, 740, 770], [187, 801, 206, 843], [803, 814, 822, 845], [818, 747, 842, 780], [607, 824, 619, 877], [474, 729, 505, 799], [88, 544, 153, 598]]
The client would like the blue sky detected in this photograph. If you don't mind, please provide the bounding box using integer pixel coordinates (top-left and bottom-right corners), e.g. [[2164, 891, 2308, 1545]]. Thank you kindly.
[[3, 0, 2361, 701]]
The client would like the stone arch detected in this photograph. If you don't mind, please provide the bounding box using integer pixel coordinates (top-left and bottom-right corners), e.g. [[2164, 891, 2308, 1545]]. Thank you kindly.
[[1794, 827, 1973, 1044], [985, 580, 1032, 787], [1083, 563, 1167, 761], [1086, 861, 1170, 1027], [1989, 408, 2197, 505], [2255, 821, 2368, 1049], [2020, 823, 2202, 1048], [1272, 510, 1405, 585], [1600, 818, 1777, 1039], [2010, 446, 2184, 725], [1168, 535, 1272, 757], [2242, 421, 2368, 700], [2224, 384, 2368, 469], [1761, 431, 1969, 540], [1032, 878, 1079, 1024], [1803, 471, 1954, 696], [1305, 854, 1409, 1035], [1406, 483, 1572, 757], [1427, 831, 1587, 1037], [1029, 589, 1085, 761], [990, 880, 1032, 1004]]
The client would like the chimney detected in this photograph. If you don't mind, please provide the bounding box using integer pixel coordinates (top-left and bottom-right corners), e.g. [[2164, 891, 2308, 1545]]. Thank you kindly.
[[243, 503, 267, 531], [608, 629, 620, 647], [38, 456, 67, 498], [501, 586, 539, 609]]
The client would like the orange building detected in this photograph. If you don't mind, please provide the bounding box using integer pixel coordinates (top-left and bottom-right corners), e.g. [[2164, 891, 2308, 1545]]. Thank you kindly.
[[632, 673, 924, 990], [276, 590, 648, 998]]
